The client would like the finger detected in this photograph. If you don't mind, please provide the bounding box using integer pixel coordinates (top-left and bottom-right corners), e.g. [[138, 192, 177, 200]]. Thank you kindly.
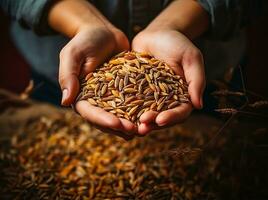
[[132, 36, 148, 54], [137, 122, 178, 136], [94, 125, 134, 141], [164, 61, 185, 77], [155, 103, 192, 126], [119, 118, 138, 135], [171, 65, 184, 77], [80, 58, 100, 77], [182, 50, 206, 109], [76, 101, 123, 131], [59, 47, 81, 106], [137, 122, 158, 135], [139, 111, 159, 124], [113, 30, 130, 53]]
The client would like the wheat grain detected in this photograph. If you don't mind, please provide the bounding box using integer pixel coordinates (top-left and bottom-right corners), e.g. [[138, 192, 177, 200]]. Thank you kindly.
[[76, 51, 190, 124]]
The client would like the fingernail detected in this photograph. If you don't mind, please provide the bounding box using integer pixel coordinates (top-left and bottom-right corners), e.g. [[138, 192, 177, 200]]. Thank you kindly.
[[61, 89, 68, 105]]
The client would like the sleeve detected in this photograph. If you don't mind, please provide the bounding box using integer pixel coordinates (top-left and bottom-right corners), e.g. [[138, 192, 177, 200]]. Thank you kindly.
[[0, 0, 56, 35], [197, 0, 262, 40]]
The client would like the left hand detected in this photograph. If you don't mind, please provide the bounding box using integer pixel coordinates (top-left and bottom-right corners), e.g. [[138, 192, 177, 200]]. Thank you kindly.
[[132, 28, 206, 135]]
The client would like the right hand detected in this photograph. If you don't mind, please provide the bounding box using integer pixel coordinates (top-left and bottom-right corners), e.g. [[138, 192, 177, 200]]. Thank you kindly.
[[59, 25, 137, 140], [48, 0, 137, 139]]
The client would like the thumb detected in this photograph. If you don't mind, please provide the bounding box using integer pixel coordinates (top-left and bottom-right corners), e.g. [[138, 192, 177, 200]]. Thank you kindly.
[[131, 33, 148, 53], [182, 49, 206, 109], [59, 48, 81, 106]]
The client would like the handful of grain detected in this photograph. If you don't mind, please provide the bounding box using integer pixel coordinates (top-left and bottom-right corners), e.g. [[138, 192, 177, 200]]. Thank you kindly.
[[76, 51, 190, 124]]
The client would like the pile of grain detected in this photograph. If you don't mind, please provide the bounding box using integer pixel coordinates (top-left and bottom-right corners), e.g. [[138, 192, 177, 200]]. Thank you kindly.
[[0, 112, 205, 200], [76, 51, 190, 124]]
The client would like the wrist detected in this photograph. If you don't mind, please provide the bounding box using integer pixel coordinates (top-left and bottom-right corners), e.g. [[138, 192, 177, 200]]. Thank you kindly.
[[147, 0, 209, 40], [48, 0, 114, 38]]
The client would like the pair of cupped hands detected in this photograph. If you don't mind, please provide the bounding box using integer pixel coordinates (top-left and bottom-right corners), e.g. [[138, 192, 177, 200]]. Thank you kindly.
[[59, 25, 205, 140]]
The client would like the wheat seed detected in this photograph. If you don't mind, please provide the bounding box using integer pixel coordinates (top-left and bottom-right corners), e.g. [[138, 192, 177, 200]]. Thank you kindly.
[[76, 51, 190, 124]]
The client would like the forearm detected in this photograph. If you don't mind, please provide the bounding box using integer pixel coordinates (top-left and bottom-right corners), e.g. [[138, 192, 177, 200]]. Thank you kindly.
[[147, 0, 209, 40], [48, 0, 113, 38]]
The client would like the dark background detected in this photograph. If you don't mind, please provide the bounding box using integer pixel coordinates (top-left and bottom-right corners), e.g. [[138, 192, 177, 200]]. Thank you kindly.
[[0, 10, 30, 93]]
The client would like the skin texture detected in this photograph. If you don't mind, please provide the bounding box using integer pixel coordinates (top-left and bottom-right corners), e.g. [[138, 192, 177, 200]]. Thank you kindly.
[[49, 0, 138, 137], [48, 0, 209, 138], [131, 0, 209, 134], [132, 29, 205, 134]]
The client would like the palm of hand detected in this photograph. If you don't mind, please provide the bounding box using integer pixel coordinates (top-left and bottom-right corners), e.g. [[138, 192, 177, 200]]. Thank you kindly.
[[132, 29, 205, 134], [60, 27, 137, 140], [61, 27, 129, 78], [72, 28, 205, 138]]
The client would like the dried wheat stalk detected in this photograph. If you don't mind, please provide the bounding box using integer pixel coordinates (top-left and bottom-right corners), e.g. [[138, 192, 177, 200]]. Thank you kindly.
[[248, 101, 268, 108], [214, 108, 238, 115], [20, 80, 34, 100], [212, 89, 245, 97]]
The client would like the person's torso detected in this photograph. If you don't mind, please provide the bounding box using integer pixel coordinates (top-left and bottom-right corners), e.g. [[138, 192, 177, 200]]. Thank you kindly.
[[10, 0, 170, 83], [10, 0, 246, 83]]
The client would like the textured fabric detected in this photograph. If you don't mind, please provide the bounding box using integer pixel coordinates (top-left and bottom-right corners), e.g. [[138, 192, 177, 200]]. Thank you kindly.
[[5, 0, 170, 84], [197, 0, 262, 40], [0, 0, 262, 85], [0, 0, 55, 34], [1, 0, 263, 37], [10, 23, 68, 84]]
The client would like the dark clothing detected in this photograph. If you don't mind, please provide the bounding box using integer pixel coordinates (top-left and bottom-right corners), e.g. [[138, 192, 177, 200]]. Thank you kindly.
[[0, 0, 263, 38], [0, 0, 264, 103]]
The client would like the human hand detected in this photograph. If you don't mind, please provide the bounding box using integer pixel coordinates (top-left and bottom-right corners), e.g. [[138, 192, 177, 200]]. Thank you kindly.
[[61, 26, 138, 139], [132, 29, 206, 134], [130, 0, 208, 135], [48, 0, 139, 139]]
